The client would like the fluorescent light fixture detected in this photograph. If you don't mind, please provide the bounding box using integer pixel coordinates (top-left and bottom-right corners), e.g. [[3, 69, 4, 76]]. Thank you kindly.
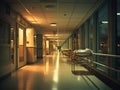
[[101, 21, 108, 24], [50, 23, 57, 26], [117, 13, 120, 16], [31, 21, 37, 24]]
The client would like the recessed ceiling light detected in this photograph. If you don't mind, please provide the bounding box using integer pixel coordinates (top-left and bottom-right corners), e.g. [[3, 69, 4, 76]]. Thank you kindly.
[[117, 13, 120, 15], [101, 21, 108, 24], [50, 23, 57, 26]]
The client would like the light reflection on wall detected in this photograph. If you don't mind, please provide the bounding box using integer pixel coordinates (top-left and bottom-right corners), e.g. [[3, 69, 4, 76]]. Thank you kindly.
[[46, 40, 49, 48], [26, 28, 34, 47], [53, 44, 57, 50], [19, 28, 23, 45], [46, 40, 50, 54]]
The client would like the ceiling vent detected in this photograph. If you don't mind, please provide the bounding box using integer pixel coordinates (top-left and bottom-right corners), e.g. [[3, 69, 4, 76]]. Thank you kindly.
[[45, 4, 56, 9]]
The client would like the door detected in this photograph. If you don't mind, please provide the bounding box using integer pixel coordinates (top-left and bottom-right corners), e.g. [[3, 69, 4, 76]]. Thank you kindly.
[[17, 27, 26, 68]]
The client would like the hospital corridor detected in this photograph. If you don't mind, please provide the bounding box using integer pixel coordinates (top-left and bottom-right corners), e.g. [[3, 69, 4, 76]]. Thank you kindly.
[[0, 51, 111, 90]]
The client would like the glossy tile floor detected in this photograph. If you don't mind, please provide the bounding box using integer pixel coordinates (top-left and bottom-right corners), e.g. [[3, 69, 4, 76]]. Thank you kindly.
[[0, 51, 111, 90]]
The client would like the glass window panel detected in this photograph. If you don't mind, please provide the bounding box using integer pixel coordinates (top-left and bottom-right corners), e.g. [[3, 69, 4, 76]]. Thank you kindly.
[[0, 21, 10, 44], [116, 0, 120, 80], [117, 0, 120, 55], [97, 3, 108, 54], [96, 2, 108, 72], [88, 17, 94, 49]]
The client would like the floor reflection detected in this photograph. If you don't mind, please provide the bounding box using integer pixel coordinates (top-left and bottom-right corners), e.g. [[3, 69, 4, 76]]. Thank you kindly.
[[0, 51, 111, 90]]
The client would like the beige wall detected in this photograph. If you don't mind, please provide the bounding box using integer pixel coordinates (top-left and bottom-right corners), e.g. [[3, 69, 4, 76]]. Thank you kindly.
[[26, 28, 34, 47], [26, 28, 36, 63]]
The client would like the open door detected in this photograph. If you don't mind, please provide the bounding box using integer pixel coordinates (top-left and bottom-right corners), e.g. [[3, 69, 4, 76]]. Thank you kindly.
[[17, 27, 26, 68]]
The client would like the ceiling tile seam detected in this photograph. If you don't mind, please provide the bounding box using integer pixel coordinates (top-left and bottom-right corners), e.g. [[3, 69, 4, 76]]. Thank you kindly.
[[66, 0, 78, 32], [17, 0, 39, 24], [57, 0, 60, 38], [40, 6, 49, 27], [75, 0, 105, 30]]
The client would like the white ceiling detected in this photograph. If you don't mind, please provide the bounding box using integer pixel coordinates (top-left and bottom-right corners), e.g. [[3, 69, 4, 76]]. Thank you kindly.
[[4, 0, 104, 45]]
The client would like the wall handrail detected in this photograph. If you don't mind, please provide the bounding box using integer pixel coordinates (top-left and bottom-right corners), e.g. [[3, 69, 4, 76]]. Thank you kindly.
[[93, 53, 120, 58], [82, 58, 120, 72], [92, 61, 120, 72]]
